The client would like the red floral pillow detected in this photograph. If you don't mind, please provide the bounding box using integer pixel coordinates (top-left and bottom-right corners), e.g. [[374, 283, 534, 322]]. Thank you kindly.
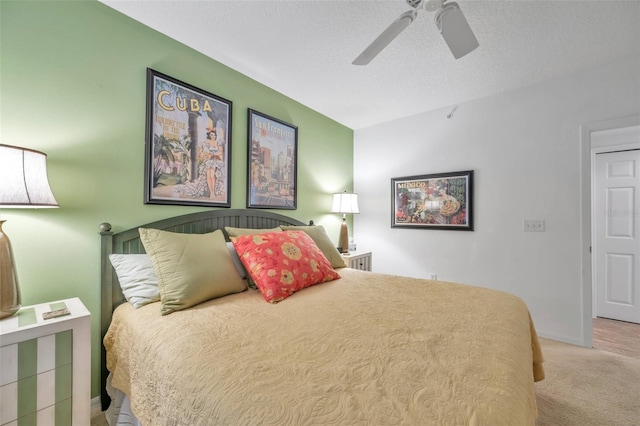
[[231, 230, 340, 303]]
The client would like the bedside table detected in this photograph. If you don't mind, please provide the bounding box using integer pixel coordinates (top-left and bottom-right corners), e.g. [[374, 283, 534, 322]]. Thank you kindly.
[[341, 250, 372, 271], [0, 297, 90, 426]]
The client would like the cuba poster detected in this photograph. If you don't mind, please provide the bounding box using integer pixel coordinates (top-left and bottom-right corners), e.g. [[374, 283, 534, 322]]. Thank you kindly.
[[391, 170, 474, 230], [144, 69, 233, 207]]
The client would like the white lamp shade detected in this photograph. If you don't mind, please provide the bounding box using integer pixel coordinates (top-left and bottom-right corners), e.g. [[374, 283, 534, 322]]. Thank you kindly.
[[0, 144, 59, 208], [331, 192, 359, 214]]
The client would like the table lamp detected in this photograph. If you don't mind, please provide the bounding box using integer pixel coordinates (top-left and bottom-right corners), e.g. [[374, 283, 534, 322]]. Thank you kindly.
[[330, 191, 359, 254], [0, 144, 59, 319]]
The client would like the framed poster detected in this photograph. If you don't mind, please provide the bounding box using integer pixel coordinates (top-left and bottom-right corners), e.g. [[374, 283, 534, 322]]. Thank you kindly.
[[144, 68, 232, 207], [246, 109, 298, 209], [391, 170, 473, 230]]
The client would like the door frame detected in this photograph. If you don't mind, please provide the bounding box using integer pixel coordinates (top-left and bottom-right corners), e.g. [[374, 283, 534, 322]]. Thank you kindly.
[[580, 115, 640, 347]]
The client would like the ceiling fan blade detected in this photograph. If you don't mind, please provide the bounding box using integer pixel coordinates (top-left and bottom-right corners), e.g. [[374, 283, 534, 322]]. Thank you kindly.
[[353, 9, 418, 65], [435, 2, 478, 59]]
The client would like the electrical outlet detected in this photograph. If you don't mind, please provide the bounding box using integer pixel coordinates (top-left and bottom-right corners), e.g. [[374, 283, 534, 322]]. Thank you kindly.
[[523, 219, 545, 232]]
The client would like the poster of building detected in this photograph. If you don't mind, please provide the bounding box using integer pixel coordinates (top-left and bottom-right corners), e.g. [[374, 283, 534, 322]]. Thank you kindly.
[[247, 109, 298, 209]]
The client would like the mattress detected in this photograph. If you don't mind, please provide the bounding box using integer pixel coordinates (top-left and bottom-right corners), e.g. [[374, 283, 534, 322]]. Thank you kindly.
[[104, 268, 544, 425]]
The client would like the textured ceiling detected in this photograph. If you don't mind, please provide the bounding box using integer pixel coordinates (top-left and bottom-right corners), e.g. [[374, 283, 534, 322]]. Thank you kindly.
[[101, 0, 640, 129]]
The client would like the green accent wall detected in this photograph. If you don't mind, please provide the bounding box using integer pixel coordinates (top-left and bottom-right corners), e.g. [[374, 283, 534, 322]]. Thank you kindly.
[[1, 0, 353, 398]]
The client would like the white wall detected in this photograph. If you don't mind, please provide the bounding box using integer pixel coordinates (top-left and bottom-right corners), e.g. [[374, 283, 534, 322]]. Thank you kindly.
[[353, 56, 640, 345]]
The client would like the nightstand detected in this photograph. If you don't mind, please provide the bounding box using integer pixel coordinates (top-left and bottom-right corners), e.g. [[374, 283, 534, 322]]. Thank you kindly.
[[341, 250, 372, 271], [0, 297, 90, 426]]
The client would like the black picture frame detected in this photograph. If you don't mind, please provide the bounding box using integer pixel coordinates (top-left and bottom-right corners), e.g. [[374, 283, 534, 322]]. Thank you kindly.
[[391, 170, 474, 230], [246, 109, 298, 209], [144, 68, 232, 207]]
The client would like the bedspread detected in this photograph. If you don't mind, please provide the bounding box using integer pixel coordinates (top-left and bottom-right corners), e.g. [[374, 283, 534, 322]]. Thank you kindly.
[[104, 268, 544, 426]]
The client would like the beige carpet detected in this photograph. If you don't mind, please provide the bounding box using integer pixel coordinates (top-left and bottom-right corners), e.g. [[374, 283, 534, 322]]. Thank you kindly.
[[536, 338, 640, 426], [91, 412, 108, 426], [92, 338, 640, 425]]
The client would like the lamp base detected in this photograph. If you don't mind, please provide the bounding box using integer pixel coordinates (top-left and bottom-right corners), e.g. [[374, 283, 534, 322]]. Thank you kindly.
[[0, 220, 21, 319], [338, 217, 349, 254]]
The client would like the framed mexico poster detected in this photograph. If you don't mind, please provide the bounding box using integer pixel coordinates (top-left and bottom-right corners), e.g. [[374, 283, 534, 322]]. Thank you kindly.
[[391, 170, 473, 230], [144, 68, 232, 207], [246, 108, 298, 209]]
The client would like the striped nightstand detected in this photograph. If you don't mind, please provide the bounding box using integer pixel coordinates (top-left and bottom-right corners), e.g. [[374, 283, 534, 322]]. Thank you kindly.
[[0, 298, 90, 426], [341, 251, 372, 271]]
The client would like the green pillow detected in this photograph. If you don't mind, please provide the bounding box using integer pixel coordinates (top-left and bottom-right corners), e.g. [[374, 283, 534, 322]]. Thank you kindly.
[[224, 226, 282, 237], [139, 228, 247, 315], [279, 225, 346, 269]]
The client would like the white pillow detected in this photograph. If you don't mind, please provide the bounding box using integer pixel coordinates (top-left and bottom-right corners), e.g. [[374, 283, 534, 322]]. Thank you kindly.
[[226, 242, 247, 280], [109, 254, 160, 309]]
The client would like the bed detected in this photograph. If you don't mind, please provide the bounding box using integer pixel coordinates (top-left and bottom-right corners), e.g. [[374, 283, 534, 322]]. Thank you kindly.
[[100, 209, 545, 425]]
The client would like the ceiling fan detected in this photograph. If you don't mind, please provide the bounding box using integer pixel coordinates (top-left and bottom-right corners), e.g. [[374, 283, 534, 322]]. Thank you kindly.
[[352, 0, 479, 65]]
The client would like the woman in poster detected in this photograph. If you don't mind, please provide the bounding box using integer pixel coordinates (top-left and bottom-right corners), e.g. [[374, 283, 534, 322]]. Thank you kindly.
[[436, 182, 461, 218], [200, 125, 225, 199]]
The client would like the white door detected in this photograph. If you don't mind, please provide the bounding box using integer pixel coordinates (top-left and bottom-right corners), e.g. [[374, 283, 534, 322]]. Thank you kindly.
[[594, 149, 640, 323]]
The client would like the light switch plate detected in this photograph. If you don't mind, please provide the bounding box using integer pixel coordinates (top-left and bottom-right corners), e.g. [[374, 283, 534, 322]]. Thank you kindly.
[[523, 219, 545, 232]]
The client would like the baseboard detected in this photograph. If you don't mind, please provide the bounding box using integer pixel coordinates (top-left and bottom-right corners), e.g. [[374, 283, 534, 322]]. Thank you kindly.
[[537, 331, 586, 347], [91, 396, 103, 418]]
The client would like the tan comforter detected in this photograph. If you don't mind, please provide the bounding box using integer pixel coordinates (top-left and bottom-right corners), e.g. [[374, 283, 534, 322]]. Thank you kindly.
[[105, 268, 544, 426]]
